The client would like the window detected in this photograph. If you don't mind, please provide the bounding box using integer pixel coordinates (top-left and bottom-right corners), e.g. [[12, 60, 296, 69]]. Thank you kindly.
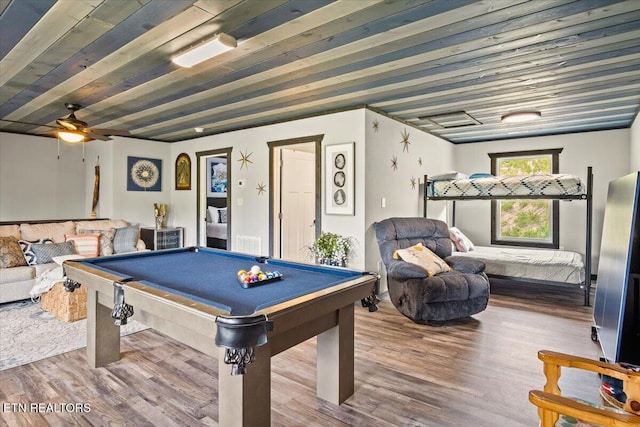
[[489, 149, 561, 249]]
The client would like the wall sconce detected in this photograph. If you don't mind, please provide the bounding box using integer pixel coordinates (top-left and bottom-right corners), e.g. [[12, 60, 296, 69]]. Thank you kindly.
[[172, 32, 237, 68], [57, 130, 85, 143], [501, 111, 542, 123]]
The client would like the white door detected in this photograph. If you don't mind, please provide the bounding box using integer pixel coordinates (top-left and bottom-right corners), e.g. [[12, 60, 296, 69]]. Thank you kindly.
[[281, 149, 315, 262]]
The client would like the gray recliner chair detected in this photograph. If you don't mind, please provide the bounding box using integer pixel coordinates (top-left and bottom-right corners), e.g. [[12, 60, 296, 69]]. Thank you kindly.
[[374, 217, 490, 323]]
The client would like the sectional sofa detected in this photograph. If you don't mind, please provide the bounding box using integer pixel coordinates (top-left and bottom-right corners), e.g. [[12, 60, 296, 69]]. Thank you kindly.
[[0, 219, 145, 304]]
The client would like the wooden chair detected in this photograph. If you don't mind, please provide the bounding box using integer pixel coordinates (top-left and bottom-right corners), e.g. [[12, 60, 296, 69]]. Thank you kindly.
[[529, 350, 640, 427]]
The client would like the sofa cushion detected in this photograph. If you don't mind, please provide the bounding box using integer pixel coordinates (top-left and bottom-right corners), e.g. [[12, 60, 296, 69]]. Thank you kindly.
[[0, 236, 28, 268], [75, 219, 130, 231], [0, 265, 35, 284], [0, 224, 20, 239], [77, 228, 116, 256], [20, 221, 76, 243], [18, 238, 54, 265], [65, 234, 100, 257], [31, 241, 76, 264], [113, 224, 140, 254]]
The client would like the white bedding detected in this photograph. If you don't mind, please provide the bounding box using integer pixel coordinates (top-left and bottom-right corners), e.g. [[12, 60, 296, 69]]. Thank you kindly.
[[206, 222, 227, 240], [452, 246, 585, 284], [429, 173, 584, 198]]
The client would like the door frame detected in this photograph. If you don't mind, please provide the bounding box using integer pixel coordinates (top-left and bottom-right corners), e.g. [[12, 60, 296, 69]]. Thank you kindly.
[[268, 134, 324, 257], [196, 147, 233, 247]]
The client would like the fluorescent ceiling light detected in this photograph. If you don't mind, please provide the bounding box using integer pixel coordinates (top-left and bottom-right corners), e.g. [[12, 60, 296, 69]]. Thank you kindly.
[[501, 111, 541, 123], [172, 33, 237, 68], [58, 130, 85, 143]]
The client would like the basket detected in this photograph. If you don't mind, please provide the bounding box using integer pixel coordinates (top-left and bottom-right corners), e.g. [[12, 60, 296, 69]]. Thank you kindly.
[[40, 281, 87, 322]]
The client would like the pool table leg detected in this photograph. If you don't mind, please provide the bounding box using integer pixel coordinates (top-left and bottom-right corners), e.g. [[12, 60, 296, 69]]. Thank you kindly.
[[218, 343, 271, 427], [86, 289, 120, 368], [317, 304, 355, 405]]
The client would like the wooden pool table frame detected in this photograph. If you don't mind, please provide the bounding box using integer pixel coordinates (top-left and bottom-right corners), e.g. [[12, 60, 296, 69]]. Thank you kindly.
[[64, 254, 377, 427]]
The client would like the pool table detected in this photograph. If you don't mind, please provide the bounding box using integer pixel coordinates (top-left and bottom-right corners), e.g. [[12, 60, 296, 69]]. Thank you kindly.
[[63, 247, 377, 427]]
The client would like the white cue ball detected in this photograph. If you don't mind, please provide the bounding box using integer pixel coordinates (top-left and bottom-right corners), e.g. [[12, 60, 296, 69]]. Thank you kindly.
[[250, 265, 261, 275]]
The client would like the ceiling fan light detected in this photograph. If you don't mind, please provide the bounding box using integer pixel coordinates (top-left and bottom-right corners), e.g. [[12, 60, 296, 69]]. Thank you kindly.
[[172, 32, 237, 68], [58, 130, 85, 143], [501, 111, 541, 123]]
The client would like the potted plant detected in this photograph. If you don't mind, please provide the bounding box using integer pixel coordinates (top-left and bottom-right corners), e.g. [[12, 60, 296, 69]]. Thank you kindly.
[[308, 232, 354, 267]]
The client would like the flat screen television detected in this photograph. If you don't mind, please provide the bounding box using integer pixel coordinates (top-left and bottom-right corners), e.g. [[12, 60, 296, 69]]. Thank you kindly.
[[593, 171, 640, 364]]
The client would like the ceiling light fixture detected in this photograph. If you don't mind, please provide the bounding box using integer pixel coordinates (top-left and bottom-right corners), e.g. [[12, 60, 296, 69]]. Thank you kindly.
[[501, 111, 542, 123], [57, 130, 85, 143], [194, 127, 204, 133], [172, 33, 237, 68]]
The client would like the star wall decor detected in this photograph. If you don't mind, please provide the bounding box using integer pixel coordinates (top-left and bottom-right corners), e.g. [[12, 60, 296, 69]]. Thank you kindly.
[[391, 155, 398, 171], [372, 119, 379, 132], [400, 129, 410, 152], [418, 157, 423, 166], [410, 176, 417, 189], [257, 182, 266, 195], [238, 149, 253, 170]]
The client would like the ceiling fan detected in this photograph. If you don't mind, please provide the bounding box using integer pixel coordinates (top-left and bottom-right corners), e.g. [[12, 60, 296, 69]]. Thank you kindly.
[[1, 103, 131, 142]]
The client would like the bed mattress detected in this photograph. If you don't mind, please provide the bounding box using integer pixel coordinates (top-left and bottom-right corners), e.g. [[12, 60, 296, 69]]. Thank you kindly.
[[429, 174, 584, 198], [206, 222, 227, 240], [452, 246, 585, 284]]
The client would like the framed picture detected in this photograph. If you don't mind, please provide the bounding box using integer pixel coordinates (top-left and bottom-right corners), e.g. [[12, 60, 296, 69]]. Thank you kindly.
[[325, 142, 354, 215], [127, 156, 162, 191], [175, 153, 191, 190], [207, 157, 228, 197]]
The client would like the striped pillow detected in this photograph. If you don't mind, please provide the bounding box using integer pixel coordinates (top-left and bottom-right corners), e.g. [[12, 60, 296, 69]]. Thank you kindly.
[[78, 228, 116, 256], [65, 234, 100, 257]]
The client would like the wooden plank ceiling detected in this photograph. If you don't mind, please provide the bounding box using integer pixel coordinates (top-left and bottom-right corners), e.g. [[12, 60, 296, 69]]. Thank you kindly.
[[1, 0, 639, 144]]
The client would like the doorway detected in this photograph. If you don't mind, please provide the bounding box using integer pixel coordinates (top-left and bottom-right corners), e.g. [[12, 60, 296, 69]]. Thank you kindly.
[[269, 135, 323, 261], [196, 148, 232, 249]]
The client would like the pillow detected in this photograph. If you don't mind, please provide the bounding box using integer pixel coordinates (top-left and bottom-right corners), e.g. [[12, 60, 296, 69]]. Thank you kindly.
[[218, 208, 228, 224], [18, 238, 54, 265], [0, 236, 28, 268], [393, 243, 450, 277], [31, 241, 76, 264], [65, 234, 100, 257], [428, 171, 469, 181], [469, 173, 494, 179], [113, 224, 139, 254], [449, 227, 474, 252], [207, 206, 220, 223], [78, 228, 115, 256]]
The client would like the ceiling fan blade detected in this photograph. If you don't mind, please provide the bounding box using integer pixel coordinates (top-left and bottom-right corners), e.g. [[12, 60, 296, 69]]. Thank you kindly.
[[1, 119, 59, 130], [56, 119, 78, 130], [88, 128, 131, 136], [84, 132, 112, 141]]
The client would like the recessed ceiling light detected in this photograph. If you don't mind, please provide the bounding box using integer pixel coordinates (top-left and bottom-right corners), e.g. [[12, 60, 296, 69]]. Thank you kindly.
[[194, 127, 204, 133], [501, 111, 541, 123], [172, 33, 237, 68]]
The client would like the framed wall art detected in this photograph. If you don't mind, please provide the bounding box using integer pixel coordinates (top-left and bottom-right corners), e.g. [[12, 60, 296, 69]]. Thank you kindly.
[[207, 157, 228, 197], [127, 156, 162, 191], [175, 153, 191, 190], [325, 142, 354, 215]]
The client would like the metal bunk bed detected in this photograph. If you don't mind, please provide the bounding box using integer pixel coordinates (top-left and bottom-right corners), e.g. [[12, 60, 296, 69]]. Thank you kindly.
[[422, 166, 594, 306]]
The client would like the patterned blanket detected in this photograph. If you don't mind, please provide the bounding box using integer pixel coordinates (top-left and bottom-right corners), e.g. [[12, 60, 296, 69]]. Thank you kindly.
[[429, 173, 584, 197]]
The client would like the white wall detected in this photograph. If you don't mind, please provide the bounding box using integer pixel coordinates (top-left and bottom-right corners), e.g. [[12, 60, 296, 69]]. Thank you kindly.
[[0, 133, 86, 220], [170, 109, 369, 268], [452, 129, 631, 271], [363, 110, 454, 289], [631, 114, 640, 172]]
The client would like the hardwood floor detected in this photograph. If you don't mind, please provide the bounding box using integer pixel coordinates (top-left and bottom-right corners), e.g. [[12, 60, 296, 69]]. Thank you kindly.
[[1, 283, 602, 426]]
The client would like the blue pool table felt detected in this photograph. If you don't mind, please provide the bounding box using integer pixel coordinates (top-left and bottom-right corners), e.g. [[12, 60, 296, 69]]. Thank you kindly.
[[83, 249, 363, 315]]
